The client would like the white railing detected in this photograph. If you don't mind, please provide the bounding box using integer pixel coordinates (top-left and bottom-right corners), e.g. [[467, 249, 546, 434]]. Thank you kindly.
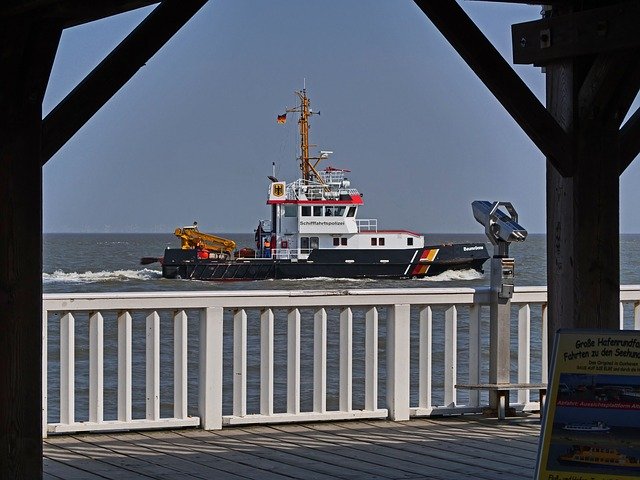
[[42, 285, 640, 437], [271, 248, 297, 260]]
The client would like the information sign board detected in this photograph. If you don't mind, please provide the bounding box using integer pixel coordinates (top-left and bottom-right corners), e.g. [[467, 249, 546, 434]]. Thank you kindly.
[[536, 329, 640, 480]]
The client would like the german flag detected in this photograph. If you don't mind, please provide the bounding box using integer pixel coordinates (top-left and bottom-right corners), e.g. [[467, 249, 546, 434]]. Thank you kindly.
[[277, 113, 287, 124]]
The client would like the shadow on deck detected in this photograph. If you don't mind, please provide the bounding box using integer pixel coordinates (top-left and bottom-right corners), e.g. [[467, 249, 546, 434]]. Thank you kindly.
[[44, 414, 541, 480]]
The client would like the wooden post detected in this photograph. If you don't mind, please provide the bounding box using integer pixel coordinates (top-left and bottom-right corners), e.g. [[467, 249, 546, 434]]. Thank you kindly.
[[546, 54, 622, 344], [0, 19, 60, 478]]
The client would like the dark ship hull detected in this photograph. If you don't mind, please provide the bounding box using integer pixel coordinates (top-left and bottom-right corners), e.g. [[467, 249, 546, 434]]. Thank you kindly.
[[161, 242, 489, 281]]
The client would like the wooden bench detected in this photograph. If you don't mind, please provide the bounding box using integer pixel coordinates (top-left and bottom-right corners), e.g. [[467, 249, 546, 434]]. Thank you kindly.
[[455, 383, 547, 420]]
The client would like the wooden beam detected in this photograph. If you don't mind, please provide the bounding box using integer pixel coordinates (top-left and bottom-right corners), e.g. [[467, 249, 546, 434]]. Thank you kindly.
[[512, 1, 640, 65], [620, 107, 640, 173], [41, 0, 207, 163], [1, 1, 158, 27], [581, 52, 640, 174], [0, 16, 61, 479], [468, 0, 573, 4], [413, 0, 573, 176], [44, 0, 161, 28], [578, 51, 640, 127]]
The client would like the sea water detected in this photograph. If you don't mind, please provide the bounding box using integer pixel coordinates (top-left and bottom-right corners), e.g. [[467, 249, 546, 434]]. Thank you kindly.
[[42, 234, 640, 420]]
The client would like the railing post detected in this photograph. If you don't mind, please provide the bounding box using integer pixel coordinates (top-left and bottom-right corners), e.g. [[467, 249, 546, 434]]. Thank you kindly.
[[418, 306, 432, 409], [288, 308, 301, 414], [518, 304, 531, 405], [260, 308, 274, 416], [89, 311, 104, 424], [340, 307, 353, 412], [233, 309, 247, 417], [174, 310, 188, 419], [146, 311, 160, 421], [365, 307, 378, 411], [199, 306, 223, 430], [468, 305, 481, 407], [60, 312, 75, 426], [118, 311, 132, 422], [444, 306, 457, 407], [313, 308, 327, 413], [387, 304, 410, 421], [541, 303, 548, 384]]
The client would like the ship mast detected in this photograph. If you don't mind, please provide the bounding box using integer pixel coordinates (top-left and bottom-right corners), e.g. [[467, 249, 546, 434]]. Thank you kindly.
[[284, 89, 326, 183], [298, 90, 312, 181]]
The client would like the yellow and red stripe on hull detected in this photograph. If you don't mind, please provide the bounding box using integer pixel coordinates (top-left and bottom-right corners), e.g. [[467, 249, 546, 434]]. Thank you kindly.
[[411, 248, 440, 276]]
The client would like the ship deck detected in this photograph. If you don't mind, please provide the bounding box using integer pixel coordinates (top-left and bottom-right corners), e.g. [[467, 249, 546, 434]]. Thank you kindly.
[[44, 415, 542, 480]]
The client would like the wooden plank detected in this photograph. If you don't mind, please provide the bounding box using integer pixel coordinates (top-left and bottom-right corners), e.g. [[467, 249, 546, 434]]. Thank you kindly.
[[49, 434, 198, 480], [88, 432, 245, 480], [233, 425, 396, 480], [108, 431, 260, 480], [316, 420, 530, 478], [44, 440, 152, 480], [151, 429, 334, 480], [256, 424, 418, 480], [142, 430, 289, 480], [240, 423, 452, 479], [282, 421, 501, 479], [341, 420, 536, 473], [43, 418, 542, 479], [42, 456, 109, 480], [369, 418, 538, 464]]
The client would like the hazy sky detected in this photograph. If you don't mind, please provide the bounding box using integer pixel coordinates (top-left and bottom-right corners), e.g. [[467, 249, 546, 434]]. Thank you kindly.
[[43, 1, 640, 234]]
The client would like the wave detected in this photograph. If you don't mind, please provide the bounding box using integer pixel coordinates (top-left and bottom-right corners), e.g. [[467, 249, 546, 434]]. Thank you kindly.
[[43, 268, 162, 284], [413, 269, 485, 282], [279, 277, 376, 283]]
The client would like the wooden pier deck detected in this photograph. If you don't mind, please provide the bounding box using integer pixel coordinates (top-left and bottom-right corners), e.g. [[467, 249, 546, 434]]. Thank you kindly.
[[44, 415, 541, 480]]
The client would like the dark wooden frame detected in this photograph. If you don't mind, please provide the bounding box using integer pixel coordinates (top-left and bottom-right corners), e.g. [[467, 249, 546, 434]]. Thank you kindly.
[[0, 2, 206, 477]]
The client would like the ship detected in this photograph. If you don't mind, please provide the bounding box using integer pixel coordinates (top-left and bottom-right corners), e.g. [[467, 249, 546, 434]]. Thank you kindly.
[[563, 421, 610, 433], [620, 388, 640, 402], [142, 89, 490, 281], [558, 445, 640, 469]]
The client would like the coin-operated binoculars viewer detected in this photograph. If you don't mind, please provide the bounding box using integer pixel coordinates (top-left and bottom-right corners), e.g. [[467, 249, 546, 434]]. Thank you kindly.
[[472, 201, 527, 414]]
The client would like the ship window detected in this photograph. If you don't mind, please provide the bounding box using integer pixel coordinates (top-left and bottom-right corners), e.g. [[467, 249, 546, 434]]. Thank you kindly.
[[286, 205, 298, 217], [313, 205, 323, 216], [407, 237, 414, 246], [301, 206, 311, 217], [341, 238, 347, 246], [347, 207, 357, 217], [310, 237, 319, 249], [301, 237, 309, 249], [325, 206, 333, 216], [333, 238, 340, 246], [335, 206, 346, 216], [371, 238, 377, 246], [379, 238, 385, 246]]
